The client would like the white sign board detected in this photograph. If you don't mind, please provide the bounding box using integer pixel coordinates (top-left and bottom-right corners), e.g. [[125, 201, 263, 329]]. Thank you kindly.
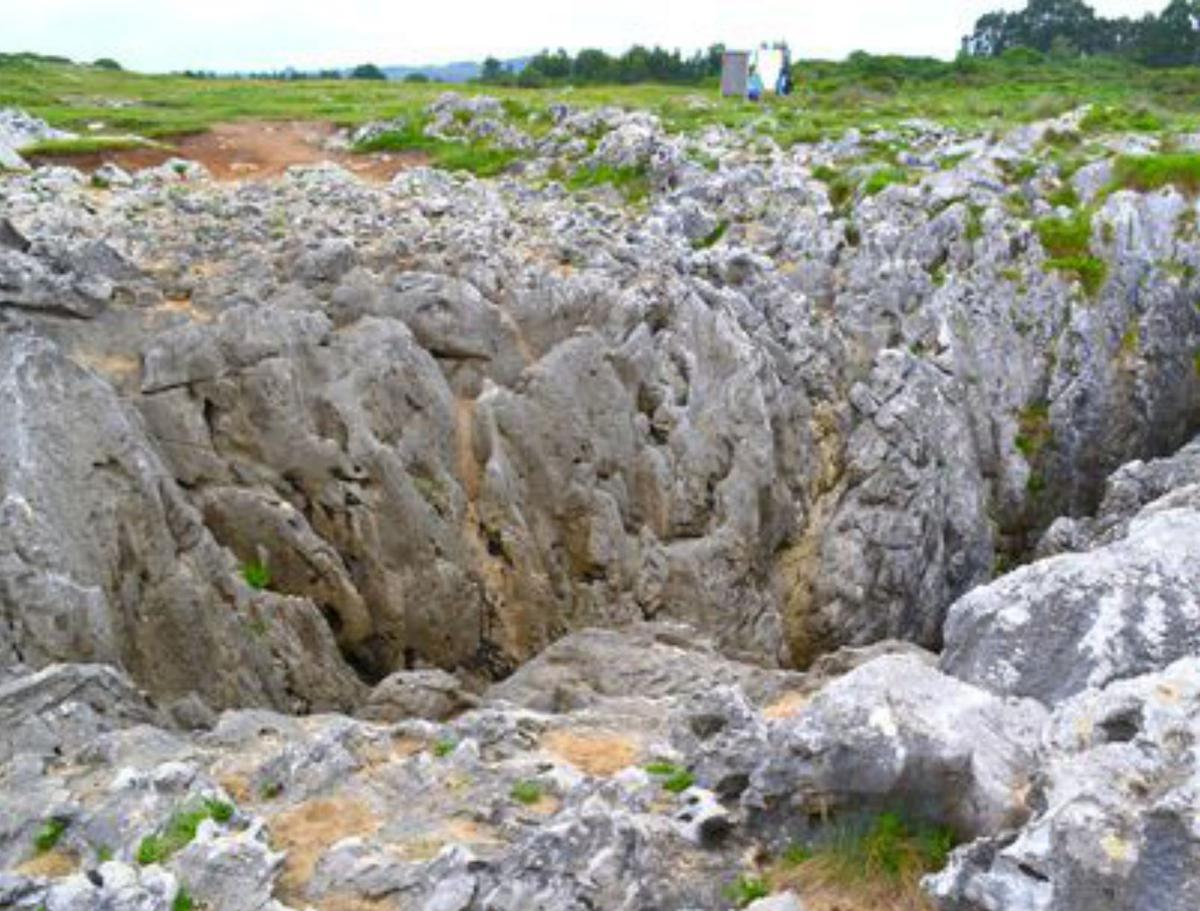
[[753, 48, 785, 95]]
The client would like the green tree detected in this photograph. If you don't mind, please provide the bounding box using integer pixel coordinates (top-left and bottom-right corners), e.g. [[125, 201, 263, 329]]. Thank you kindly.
[[349, 63, 386, 80]]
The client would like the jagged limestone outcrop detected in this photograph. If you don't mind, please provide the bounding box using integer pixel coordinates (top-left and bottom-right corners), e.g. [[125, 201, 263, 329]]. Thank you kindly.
[[4, 104, 1198, 701]]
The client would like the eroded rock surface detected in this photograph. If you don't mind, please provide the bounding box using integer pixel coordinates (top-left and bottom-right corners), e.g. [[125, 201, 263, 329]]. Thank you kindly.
[[2, 101, 1197, 704], [941, 441, 1200, 705]]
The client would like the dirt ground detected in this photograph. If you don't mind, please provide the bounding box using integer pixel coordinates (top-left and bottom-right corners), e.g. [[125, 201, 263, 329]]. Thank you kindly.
[[27, 120, 426, 182]]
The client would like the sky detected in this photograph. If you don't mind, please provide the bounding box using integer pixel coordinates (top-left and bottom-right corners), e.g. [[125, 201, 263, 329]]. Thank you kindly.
[[2, 0, 1170, 74]]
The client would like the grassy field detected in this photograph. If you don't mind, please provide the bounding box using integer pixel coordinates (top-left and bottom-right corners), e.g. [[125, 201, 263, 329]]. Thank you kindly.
[[5, 52, 1200, 149]]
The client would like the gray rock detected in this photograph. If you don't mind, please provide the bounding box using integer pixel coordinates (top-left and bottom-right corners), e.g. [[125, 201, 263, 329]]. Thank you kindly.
[[941, 506, 1200, 705], [745, 894, 805, 911], [0, 332, 363, 712], [172, 820, 286, 911], [0, 663, 162, 762], [928, 657, 1200, 911], [746, 655, 1048, 838], [359, 668, 477, 722]]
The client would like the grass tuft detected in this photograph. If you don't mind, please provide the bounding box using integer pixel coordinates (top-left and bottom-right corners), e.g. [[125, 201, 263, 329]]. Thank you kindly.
[[34, 819, 68, 854], [769, 812, 956, 911], [724, 875, 770, 908], [509, 780, 543, 805], [864, 165, 909, 196], [136, 799, 234, 866], [1112, 153, 1200, 196], [564, 162, 651, 203], [1036, 210, 1093, 258], [1043, 255, 1109, 297]]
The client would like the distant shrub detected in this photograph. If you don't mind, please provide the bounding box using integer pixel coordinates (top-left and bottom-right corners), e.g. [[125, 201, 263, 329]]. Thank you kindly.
[[92, 58, 122, 71], [349, 63, 387, 81]]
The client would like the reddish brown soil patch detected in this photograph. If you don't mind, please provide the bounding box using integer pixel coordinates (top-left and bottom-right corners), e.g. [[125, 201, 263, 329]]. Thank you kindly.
[[540, 728, 641, 777], [28, 121, 425, 183]]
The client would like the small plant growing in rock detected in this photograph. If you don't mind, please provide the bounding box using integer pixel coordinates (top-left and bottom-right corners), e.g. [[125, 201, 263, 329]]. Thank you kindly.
[[433, 739, 457, 758], [767, 811, 956, 908], [241, 560, 271, 591], [724, 875, 769, 908], [259, 781, 283, 800], [644, 761, 696, 794], [34, 818, 67, 854], [510, 780, 543, 805], [137, 799, 234, 865], [864, 165, 909, 196], [691, 220, 729, 250], [172, 888, 194, 911]]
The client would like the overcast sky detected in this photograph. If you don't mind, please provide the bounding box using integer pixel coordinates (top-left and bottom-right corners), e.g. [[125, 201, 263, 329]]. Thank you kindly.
[[3, 0, 1169, 73]]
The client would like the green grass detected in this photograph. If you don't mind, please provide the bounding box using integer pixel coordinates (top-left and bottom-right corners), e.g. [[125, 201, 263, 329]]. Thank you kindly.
[[864, 165, 909, 195], [769, 812, 956, 910], [172, 889, 194, 911], [965, 204, 985, 241], [34, 819, 67, 854], [564, 162, 651, 203], [812, 164, 859, 209], [9, 54, 1200, 165], [1080, 104, 1165, 134], [240, 560, 271, 591], [510, 780, 543, 805], [1036, 210, 1094, 258], [136, 799, 235, 865], [1111, 153, 1200, 195], [354, 116, 524, 177], [644, 761, 695, 793], [1044, 255, 1109, 297], [724, 875, 770, 908], [1047, 183, 1080, 209]]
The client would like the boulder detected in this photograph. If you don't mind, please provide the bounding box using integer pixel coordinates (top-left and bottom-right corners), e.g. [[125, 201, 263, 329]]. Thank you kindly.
[[941, 505, 1200, 705], [745, 655, 1048, 838], [359, 669, 477, 722], [928, 657, 1200, 911]]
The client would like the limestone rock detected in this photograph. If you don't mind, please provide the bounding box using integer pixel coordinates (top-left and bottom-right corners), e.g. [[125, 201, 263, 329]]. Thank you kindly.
[[746, 655, 1048, 838], [941, 505, 1200, 705], [928, 658, 1200, 911]]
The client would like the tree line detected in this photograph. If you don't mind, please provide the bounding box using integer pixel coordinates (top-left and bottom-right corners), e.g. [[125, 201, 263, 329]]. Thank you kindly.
[[965, 0, 1200, 67], [480, 45, 729, 87]]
